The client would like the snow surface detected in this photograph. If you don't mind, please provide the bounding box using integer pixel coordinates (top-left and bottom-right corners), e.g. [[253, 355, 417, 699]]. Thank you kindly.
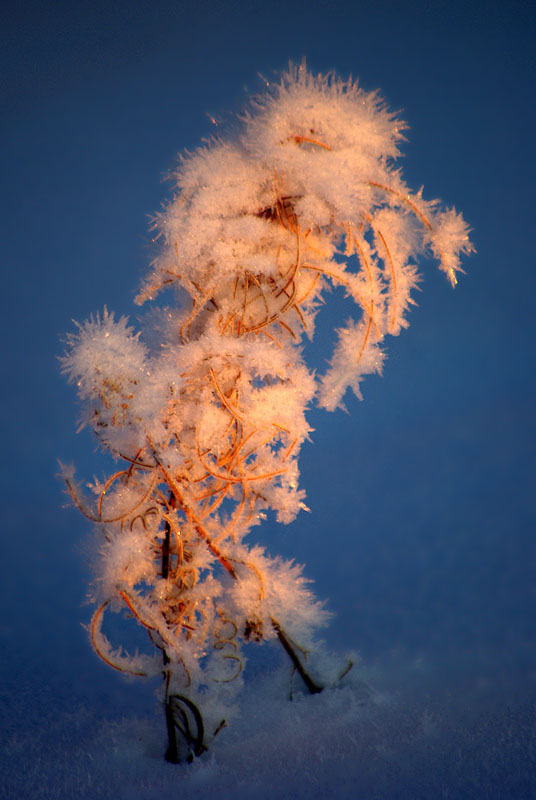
[[2, 653, 535, 800]]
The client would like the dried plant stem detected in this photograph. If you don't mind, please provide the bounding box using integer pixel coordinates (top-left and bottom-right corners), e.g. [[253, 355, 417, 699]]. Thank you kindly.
[[162, 494, 180, 762], [271, 619, 322, 695]]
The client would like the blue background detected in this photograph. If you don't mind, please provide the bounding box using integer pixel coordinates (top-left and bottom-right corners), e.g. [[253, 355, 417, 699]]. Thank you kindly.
[[2, 0, 535, 796]]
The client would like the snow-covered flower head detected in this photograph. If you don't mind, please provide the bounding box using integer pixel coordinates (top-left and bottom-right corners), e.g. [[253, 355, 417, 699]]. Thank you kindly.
[[244, 62, 404, 167], [61, 309, 148, 444]]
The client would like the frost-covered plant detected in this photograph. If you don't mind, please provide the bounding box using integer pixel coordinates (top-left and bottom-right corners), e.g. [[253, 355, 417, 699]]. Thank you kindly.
[[62, 63, 472, 762]]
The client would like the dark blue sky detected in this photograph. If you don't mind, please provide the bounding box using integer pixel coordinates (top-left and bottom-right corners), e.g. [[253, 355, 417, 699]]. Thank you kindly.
[[2, 0, 535, 786]]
